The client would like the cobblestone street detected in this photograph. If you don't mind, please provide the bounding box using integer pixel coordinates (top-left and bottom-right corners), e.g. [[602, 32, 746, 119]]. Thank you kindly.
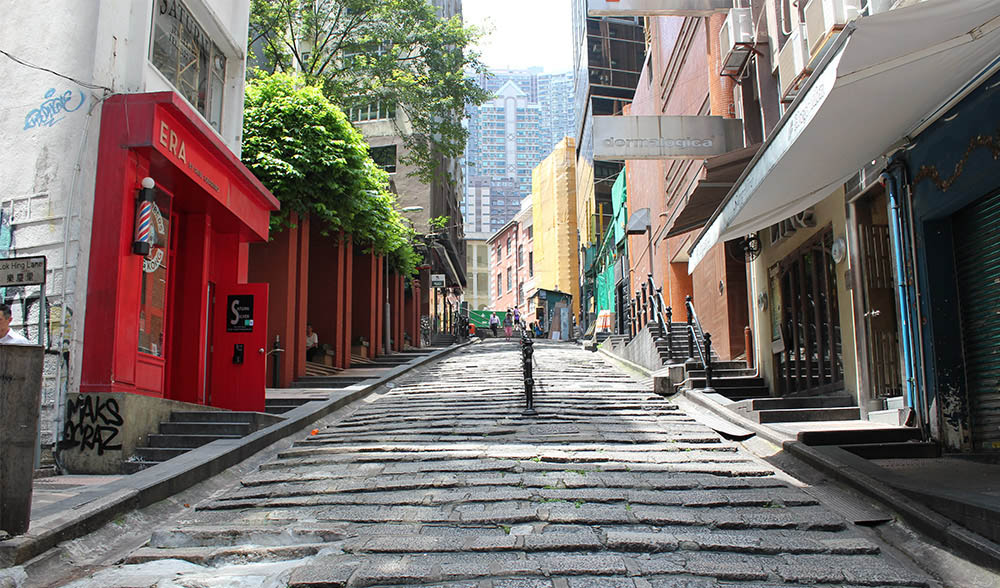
[[62, 340, 933, 588]]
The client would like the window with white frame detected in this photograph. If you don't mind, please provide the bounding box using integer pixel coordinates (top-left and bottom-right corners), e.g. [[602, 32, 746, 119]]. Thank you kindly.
[[150, 0, 226, 130]]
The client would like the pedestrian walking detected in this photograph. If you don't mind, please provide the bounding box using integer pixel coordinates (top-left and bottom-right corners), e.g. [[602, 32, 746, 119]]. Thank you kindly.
[[489, 312, 500, 338], [503, 311, 513, 341]]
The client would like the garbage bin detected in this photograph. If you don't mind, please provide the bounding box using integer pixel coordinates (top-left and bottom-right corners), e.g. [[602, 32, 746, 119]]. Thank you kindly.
[[0, 344, 44, 536]]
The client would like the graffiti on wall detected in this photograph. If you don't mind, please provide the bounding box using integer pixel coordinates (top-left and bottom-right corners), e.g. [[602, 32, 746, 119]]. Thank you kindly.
[[23, 88, 86, 130], [59, 395, 124, 455]]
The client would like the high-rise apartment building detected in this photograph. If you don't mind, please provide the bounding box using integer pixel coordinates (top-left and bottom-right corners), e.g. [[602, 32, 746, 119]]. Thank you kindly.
[[462, 69, 577, 235]]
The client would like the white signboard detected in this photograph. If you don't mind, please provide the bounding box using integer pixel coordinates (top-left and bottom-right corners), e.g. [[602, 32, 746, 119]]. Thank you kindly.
[[594, 115, 744, 161], [430, 273, 446, 288], [0, 256, 46, 287], [587, 0, 731, 17]]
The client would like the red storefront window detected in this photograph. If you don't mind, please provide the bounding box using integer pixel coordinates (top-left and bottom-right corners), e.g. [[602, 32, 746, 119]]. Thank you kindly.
[[138, 190, 172, 357]]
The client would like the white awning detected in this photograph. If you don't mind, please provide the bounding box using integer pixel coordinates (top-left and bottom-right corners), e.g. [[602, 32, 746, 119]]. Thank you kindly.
[[689, 0, 1000, 271]]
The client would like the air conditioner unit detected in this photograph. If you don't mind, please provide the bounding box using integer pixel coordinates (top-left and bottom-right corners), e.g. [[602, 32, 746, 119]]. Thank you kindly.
[[777, 24, 810, 103], [720, 8, 753, 76], [733, 83, 744, 121], [804, 0, 862, 58]]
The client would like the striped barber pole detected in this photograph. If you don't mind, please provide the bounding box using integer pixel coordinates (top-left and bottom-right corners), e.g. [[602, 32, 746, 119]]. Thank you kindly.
[[135, 200, 154, 245]]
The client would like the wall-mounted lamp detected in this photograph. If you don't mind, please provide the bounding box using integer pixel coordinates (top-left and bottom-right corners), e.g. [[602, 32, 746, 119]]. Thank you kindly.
[[133, 177, 156, 256]]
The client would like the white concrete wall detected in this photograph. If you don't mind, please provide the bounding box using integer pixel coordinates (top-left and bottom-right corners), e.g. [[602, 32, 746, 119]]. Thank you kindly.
[[0, 0, 251, 448]]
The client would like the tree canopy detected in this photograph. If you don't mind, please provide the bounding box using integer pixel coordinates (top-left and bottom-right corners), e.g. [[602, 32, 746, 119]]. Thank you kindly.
[[249, 0, 490, 183], [242, 72, 419, 275]]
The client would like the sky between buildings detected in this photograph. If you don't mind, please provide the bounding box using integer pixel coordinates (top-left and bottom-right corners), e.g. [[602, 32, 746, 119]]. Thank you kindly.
[[462, 0, 573, 74]]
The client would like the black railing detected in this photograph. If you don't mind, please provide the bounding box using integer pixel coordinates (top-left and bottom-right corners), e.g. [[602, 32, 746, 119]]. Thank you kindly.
[[685, 296, 714, 391]]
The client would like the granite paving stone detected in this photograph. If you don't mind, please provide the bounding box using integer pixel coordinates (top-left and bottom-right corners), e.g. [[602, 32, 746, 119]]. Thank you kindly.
[[73, 341, 936, 587]]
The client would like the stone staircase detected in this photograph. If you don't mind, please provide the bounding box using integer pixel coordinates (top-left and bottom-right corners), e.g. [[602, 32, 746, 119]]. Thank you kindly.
[[124, 410, 283, 473], [645, 322, 767, 402], [430, 332, 456, 346]]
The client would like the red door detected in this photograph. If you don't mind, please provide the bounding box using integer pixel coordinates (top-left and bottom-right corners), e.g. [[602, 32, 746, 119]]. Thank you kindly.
[[210, 283, 269, 412]]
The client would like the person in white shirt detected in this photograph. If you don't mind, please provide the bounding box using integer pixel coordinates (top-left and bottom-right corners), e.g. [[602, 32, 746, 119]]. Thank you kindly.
[[305, 323, 319, 361], [0, 303, 30, 345]]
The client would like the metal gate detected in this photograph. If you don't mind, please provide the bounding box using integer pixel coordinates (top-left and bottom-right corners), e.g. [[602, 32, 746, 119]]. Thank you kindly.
[[774, 228, 844, 396], [954, 190, 1000, 451]]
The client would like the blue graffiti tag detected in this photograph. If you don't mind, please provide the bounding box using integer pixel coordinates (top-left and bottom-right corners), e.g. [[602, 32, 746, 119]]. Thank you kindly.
[[24, 88, 86, 130]]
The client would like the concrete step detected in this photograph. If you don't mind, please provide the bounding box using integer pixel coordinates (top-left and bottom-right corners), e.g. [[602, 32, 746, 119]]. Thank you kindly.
[[121, 461, 157, 474], [263, 405, 298, 415], [686, 369, 756, 380], [797, 426, 922, 446], [755, 407, 861, 424], [158, 422, 253, 436], [731, 396, 855, 413], [265, 397, 313, 407], [134, 447, 190, 462], [840, 441, 941, 460], [684, 376, 764, 389], [169, 411, 255, 423], [146, 433, 242, 448]]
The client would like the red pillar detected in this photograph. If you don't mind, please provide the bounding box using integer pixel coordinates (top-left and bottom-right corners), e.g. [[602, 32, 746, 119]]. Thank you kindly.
[[248, 213, 308, 388], [392, 272, 404, 351], [341, 236, 353, 368], [351, 250, 379, 360], [373, 255, 384, 356], [293, 217, 310, 381], [412, 279, 422, 348]]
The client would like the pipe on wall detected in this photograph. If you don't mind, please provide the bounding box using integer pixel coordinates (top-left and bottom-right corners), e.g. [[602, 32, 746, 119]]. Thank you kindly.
[[882, 165, 919, 422]]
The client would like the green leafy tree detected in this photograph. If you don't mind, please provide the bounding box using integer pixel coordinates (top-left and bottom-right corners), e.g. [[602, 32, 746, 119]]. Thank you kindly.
[[249, 0, 490, 183], [242, 72, 419, 275]]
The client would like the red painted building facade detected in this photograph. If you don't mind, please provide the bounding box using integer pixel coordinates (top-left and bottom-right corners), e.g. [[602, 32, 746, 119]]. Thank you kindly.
[[81, 93, 280, 412]]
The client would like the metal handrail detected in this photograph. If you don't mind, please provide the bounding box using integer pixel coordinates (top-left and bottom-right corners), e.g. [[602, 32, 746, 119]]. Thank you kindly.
[[685, 296, 714, 390]]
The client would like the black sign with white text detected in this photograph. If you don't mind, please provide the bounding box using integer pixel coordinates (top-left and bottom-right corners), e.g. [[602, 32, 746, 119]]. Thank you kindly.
[[226, 295, 254, 332]]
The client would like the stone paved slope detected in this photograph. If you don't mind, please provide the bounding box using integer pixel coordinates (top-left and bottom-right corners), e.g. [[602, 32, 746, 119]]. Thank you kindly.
[[126, 341, 931, 587]]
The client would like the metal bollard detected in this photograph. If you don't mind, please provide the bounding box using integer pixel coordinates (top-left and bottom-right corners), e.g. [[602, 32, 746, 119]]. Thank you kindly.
[[685, 295, 696, 366], [271, 334, 284, 389], [520, 332, 537, 416], [703, 332, 715, 392]]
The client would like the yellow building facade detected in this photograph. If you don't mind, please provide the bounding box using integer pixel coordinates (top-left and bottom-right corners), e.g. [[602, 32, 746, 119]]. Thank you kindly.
[[532, 138, 581, 318]]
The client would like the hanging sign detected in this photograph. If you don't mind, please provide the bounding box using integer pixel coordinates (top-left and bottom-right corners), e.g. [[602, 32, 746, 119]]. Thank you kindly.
[[594, 115, 744, 160], [587, 0, 730, 17], [430, 273, 446, 288], [0, 256, 46, 287], [226, 295, 254, 332]]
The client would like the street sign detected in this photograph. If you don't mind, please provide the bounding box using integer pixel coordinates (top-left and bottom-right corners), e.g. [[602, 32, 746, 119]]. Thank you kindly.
[[0, 256, 46, 287], [430, 273, 446, 288]]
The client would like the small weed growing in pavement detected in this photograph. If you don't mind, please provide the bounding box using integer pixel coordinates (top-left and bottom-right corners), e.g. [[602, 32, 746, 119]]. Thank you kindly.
[[542, 484, 557, 489], [501, 525, 512, 534], [624, 503, 632, 511], [574, 500, 585, 508], [530, 457, 542, 462], [764, 502, 785, 508], [567, 469, 588, 476]]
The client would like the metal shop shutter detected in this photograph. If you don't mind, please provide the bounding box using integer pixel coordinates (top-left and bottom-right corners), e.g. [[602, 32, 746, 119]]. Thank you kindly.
[[954, 190, 1000, 451]]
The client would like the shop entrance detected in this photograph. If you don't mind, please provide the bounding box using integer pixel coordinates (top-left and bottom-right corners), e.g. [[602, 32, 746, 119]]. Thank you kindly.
[[774, 228, 843, 396], [853, 188, 903, 400]]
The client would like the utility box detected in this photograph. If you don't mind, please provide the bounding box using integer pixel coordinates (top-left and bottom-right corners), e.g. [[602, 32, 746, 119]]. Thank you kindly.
[[0, 344, 44, 536]]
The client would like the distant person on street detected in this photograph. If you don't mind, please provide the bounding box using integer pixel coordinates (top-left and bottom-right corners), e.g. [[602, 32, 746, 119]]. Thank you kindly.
[[305, 323, 319, 361], [503, 311, 513, 341], [489, 312, 500, 338], [0, 303, 30, 345]]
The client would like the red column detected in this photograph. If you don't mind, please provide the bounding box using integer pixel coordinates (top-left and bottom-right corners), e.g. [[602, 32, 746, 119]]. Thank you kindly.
[[373, 255, 384, 356], [341, 236, 353, 367], [248, 214, 304, 388], [411, 279, 422, 348], [393, 272, 404, 351], [293, 216, 310, 381], [351, 250, 378, 360]]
